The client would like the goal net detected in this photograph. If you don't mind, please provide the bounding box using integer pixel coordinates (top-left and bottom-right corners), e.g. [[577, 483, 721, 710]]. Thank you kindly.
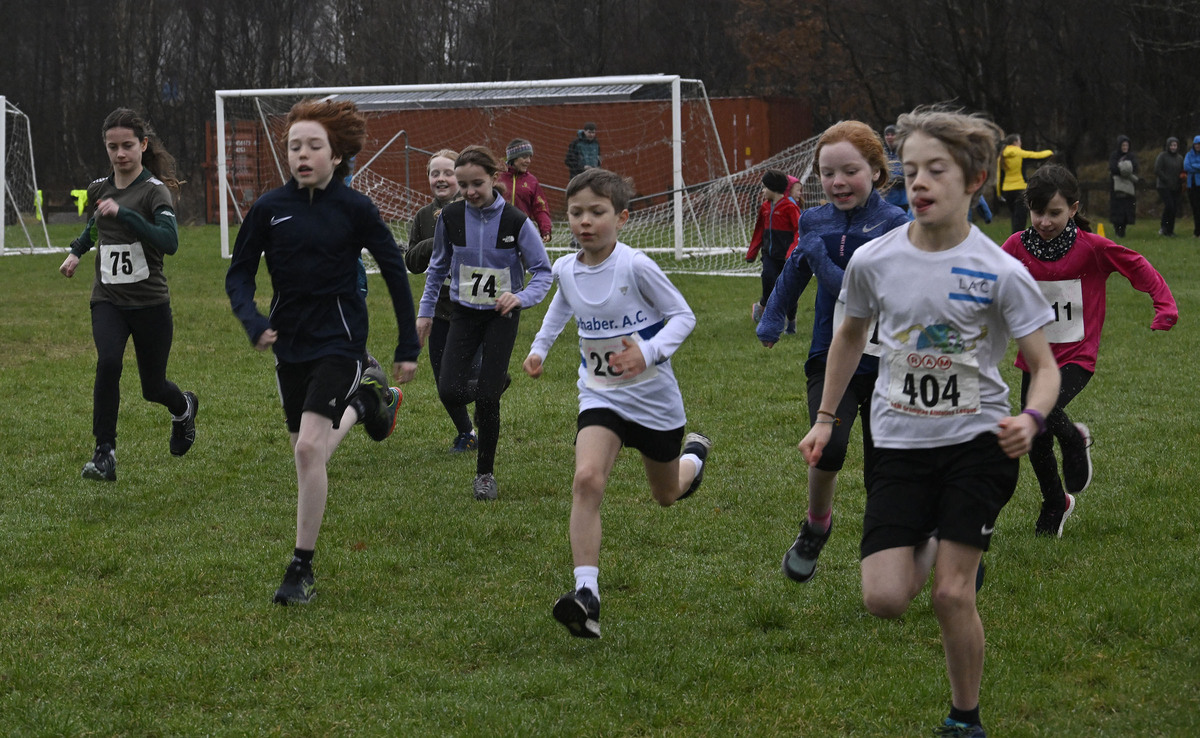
[[2, 97, 53, 254], [214, 75, 794, 276]]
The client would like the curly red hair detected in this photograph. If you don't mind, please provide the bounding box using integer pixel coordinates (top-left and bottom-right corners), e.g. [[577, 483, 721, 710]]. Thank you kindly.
[[282, 99, 366, 181]]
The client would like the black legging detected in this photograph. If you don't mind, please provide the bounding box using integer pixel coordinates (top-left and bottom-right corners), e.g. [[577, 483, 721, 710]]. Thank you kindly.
[[759, 254, 796, 321], [91, 300, 187, 447], [439, 303, 520, 476], [1002, 190, 1028, 234], [1020, 363, 1093, 504], [1188, 187, 1200, 236], [427, 316, 473, 435]]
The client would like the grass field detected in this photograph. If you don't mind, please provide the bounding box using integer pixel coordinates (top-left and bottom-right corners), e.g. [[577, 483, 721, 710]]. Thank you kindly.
[[1, 221, 1197, 736]]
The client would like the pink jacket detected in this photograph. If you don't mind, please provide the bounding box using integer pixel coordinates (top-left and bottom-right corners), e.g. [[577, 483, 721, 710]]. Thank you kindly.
[[1002, 228, 1177, 373]]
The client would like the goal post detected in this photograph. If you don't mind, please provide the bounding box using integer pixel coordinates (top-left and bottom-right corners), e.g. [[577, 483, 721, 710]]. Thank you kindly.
[[2, 96, 53, 254], [213, 75, 763, 275]]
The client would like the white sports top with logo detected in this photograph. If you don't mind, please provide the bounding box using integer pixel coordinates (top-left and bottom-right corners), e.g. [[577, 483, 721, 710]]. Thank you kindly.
[[840, 225, 1053, 449], [530, 243, 696, 431]]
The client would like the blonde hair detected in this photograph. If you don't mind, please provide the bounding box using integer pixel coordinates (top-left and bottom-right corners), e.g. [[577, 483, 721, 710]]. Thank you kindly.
[[429, 149, 458, 171], [894, 106, 1003, 202]]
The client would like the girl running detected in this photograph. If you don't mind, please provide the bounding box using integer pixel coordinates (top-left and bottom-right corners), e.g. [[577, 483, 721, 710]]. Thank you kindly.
[[225, 99, 420, 605], [416, 145, 552, 501], [59, 108, 197, 482], [757, 121, 909, 584], [405, 149, 477, 452], [1001, 164, 1177, 537]]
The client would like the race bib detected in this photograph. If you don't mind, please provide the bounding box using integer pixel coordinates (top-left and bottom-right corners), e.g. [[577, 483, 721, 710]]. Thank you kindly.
[[886, 350, 981, 417], [580, 334, 659, 390], [833, 299, 881, 357], [458, 264, 511, 306], [1037, 279, 1084, 344], [99, 242, 150, 285]]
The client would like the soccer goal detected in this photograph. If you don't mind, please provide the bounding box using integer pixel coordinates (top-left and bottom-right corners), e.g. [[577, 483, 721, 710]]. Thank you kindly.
[[213, 75, 767, 275], [2, 96, 53, 254]]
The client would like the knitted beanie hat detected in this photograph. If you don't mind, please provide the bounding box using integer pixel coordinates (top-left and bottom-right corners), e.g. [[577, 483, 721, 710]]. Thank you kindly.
[[762, 170, 788, 194], [506, 139, 533, 162]]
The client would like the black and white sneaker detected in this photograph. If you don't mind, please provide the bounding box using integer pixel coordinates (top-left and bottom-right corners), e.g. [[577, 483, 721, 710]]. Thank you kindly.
[[678, 432, 712, 499], [1034, 492, 1076, 538], [81, 443, 116, 482], [1062, 423, 1093, 494], [553, 587, 601, 638], [781, 519, 832, 583], [170, 391, 198, 457], [273, 558, 316, 605]]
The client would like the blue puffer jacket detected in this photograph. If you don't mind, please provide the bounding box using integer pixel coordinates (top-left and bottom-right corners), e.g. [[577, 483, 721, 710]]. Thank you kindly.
[[1184, 135, 1200, 189], [757, 190, 908, 375]]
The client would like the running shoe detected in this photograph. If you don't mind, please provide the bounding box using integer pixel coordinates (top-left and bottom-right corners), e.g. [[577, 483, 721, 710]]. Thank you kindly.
[[362, 386, 401, 442], [1062, 423, 1093, 494], [170, 391, 198, 457], [450, 430, 477, 453], [933, 718, 987, 737], [751, 301, 764, 322], [273, 558, 315, 605], [1034, 492, 1076, 538], [678, 432, 712, 499], [782, 519, 832, 583], [473, 473, 498, 501], [81, 443, 116, 482], [553, 587, 601, 638]]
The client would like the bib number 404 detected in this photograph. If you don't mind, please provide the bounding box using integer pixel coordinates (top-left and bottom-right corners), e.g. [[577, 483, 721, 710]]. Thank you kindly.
[[900, 372, 960, 408]]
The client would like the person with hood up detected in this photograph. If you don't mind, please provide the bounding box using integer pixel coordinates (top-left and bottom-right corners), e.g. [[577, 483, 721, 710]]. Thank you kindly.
[[1153, 137, 1184, 237], [1108, 135, 1138, 238], [1184, 135, 1200, 237]]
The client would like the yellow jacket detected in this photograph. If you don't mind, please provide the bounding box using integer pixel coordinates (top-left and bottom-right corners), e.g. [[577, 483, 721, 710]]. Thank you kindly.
[[996, 144, 1053, 195]]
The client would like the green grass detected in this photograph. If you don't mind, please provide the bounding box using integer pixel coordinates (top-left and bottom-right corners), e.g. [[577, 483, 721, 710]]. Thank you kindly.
[[1, 221, 1197, 736]]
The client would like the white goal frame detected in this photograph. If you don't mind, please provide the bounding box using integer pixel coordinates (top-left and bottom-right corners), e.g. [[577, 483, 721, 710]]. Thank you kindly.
[[214, 75, 746, 272], [2, 96, 53, 254]]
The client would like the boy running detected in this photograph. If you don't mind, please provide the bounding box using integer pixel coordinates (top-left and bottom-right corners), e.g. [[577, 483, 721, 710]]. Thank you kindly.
[[800, 108, 1060, 737], [523, 169, 711, 639]]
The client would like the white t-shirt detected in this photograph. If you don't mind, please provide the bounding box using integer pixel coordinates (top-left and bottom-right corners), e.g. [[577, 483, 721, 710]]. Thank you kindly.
[[841, 224, 1053, 449], [529, 243, 695, 431]]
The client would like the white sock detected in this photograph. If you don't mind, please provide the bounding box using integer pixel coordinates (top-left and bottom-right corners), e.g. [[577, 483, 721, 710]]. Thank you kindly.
[[680, 452, 703, 477], [573, 565, 599, 600]]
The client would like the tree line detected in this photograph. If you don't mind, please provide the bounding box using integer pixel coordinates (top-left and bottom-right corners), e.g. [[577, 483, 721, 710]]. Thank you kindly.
[[3, 0, 1197, 219]]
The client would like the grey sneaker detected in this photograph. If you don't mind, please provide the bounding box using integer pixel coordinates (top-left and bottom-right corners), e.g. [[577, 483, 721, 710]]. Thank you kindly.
[[473, 473, 498, 501], [782, 519, 832, 583]]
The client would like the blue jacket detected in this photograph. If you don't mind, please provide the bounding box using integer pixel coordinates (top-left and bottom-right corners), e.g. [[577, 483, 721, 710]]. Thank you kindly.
[[757, 190, 908, 374], [1184, 135, 1200, 189], [225, 177, 420, 365]]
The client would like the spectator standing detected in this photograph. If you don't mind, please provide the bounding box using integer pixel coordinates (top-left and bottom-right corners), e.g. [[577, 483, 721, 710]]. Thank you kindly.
[[996, 133, 1054, 233], [565, 122, 601, 180], [497, 138, 553, 243], [1108, 135, 1138, 239], [1184, 135, 1200, 237], [1154, 137, 1184, 237]]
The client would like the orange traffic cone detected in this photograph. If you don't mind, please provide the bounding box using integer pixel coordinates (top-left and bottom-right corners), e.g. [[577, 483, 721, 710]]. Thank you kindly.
[[1096, 222, 1106, 238]]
